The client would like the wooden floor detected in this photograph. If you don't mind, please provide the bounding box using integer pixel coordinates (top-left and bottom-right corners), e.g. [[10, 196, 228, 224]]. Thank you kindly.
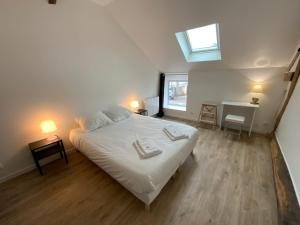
[[0, 126, 278, 225]]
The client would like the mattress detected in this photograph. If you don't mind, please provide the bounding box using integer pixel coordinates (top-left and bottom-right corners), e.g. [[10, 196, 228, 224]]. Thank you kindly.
[[69, 114, 199, 203]]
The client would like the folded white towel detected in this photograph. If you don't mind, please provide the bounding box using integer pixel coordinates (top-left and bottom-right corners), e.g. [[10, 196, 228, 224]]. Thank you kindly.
[[163, 125, 188, 141], [133, 136, 162, 159]]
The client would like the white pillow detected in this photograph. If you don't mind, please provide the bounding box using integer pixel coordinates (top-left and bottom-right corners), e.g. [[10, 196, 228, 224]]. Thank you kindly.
[[103, 105, 132, 122], [75, 111, 113, 132]]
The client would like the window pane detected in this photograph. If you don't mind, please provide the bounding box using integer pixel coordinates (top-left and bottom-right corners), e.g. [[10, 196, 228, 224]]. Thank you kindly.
[[168, 81, 188, 108], [186, 24, 218, 52]]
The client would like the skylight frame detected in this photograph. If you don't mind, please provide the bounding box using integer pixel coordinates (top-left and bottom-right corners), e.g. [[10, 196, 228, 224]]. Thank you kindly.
[[185, 23, 220, 53], [175, 23, 222, 63]]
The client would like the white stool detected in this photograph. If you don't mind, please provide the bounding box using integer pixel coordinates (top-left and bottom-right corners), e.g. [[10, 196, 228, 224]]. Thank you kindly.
[[224, 114, 245, 139]]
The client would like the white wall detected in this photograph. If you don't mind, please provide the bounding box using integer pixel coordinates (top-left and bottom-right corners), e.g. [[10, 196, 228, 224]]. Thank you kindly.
[[165, 67, 287, 133], [0, 0, 158, 181], [276, 79, 300, 205]]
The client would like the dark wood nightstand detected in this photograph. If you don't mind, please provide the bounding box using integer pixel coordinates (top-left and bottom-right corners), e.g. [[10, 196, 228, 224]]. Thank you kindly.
[[28, 136, 68, 175], [135, 109, 148, 116]]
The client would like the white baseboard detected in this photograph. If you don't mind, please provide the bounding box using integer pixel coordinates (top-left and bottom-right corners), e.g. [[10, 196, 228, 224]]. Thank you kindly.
[[0, 164, 36, 184], [0, 147, 75, 184], [274, 132, 300, 207]]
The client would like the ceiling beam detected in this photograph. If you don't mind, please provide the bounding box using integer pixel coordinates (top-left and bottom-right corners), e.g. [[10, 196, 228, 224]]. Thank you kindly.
[[273, 48, 300, 133]]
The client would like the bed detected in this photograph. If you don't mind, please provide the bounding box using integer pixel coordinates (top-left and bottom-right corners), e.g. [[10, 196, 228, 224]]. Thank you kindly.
[[69, 114, 199, 208]]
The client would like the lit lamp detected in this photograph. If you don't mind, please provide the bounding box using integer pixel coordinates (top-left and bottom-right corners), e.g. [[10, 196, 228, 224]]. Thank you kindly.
[[130, 100, 140, 112], [251, 84, 263, 104], [41, 120, 57, 141]]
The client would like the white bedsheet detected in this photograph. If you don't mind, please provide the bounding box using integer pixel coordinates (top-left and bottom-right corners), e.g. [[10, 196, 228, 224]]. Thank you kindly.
[[69, 114, 199, 196]]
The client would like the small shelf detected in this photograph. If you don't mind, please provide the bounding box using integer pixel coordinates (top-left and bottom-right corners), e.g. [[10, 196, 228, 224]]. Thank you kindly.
[[201, 112, 216, 115], [199, 119, 216, 124], [198, 103, 218, 127]]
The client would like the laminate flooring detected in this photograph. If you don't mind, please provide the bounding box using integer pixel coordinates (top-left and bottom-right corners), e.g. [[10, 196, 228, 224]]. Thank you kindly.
[[0, 121, 277, 225]]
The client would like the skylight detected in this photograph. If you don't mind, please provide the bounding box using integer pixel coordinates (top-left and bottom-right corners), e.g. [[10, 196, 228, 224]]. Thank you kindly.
[[175, 23, 221, 63], [186, 24, 218, 52]]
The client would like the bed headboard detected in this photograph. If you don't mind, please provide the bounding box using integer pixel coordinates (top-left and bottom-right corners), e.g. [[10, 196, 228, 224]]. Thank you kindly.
[[144, 96, 159, 116]]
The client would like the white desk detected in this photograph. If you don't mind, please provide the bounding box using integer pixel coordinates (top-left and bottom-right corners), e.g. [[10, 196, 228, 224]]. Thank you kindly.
[[220, 101, 259, 136]]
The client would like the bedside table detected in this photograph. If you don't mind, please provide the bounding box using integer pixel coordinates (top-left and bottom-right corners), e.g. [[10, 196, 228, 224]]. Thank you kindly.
[[28, 136, 68, 175], [135, 109, 148, 116]]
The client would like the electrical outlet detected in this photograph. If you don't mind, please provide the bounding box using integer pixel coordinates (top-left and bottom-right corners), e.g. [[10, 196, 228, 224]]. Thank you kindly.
[[0, 163, 4, 169]]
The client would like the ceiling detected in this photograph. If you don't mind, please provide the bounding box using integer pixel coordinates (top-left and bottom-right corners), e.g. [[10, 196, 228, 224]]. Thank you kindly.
[[100, 0, 300, 72], [90, 0, 115, 6]]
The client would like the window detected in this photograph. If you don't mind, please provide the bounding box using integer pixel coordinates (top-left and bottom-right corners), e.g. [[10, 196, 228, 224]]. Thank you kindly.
[[164, 74, 188, 111], [186, 24, 218, 52], [175, 23, 221, 62]]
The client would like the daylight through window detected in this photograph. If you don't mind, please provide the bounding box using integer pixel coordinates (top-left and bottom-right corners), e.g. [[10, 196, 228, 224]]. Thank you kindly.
[[164, 74, 188, 111], [186, 24, 219, 52]]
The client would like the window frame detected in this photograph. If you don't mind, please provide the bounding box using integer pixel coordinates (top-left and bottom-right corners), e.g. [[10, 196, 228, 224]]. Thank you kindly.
[[164, 74, 188, 112]]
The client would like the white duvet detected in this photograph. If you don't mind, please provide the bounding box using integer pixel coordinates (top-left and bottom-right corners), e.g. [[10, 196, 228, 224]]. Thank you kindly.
[[69, 114, 199, 194]]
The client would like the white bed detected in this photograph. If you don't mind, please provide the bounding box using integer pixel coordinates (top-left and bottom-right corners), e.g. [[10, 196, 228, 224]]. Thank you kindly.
[[69, 114, 199, 207]]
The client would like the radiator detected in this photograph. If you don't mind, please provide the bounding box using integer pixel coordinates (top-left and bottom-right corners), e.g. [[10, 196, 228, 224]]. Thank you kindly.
[[144, 96, 159, 116]]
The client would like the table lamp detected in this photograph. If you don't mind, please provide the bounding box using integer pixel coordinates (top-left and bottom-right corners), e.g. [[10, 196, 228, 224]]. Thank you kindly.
[[130, 100, 140, 112], [251, 84, 263, 104], [41, 120, 57, 141]]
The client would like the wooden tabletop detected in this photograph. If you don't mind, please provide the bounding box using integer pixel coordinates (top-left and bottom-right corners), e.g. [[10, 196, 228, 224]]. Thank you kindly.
[[28, 136, 61, 151], [222, 101, 260, 108]]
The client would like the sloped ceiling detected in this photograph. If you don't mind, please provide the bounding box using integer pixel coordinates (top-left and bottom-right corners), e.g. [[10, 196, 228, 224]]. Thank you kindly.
[[104, 0, 300, 72]]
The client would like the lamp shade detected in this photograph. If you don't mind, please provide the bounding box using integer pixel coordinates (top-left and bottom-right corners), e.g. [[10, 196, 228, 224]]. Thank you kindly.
[[252, 84, 263, 93], [41, 120, 57, 133], [130, 100, 139, 109]]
